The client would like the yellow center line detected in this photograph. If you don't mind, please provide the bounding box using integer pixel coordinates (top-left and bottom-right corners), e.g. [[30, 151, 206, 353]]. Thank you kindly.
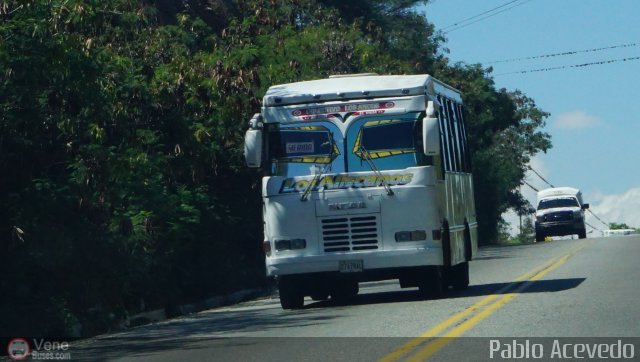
[[379, 243, 588, 362], [418, 255, 558, 338], [378, 256, 558, 362], [405, 253, 573, 362]]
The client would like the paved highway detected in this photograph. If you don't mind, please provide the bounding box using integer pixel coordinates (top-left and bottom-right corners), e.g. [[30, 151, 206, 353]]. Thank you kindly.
[[73, 235, 640, 361]]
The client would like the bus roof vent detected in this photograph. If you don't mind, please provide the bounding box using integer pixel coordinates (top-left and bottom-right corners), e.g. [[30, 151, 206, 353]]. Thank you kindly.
[[329, 73, 379, 78]]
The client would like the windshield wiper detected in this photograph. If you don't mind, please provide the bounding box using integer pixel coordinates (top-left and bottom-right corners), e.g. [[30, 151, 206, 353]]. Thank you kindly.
[[358, 144, 394, 196], [300, 136, 334, 201]]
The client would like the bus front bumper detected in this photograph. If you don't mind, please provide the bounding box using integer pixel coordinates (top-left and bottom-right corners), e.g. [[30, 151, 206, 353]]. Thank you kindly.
[[266, 246, 443, 277]]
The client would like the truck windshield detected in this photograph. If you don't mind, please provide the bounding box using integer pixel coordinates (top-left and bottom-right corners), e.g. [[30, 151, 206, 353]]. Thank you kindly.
[[347, 113, 426, 172], [538, 197, 579, 210]]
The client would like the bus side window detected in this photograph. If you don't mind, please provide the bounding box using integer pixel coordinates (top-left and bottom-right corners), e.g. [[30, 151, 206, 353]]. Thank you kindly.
[[436, 95, 447, 179], [455, 103, 471, 172], [445, 99, 461, 172], [437, 96, 448, 172], [436, 96, 470, 174]]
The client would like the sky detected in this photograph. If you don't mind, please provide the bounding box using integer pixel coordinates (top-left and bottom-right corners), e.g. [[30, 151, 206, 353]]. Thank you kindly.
[[419, 0, 640, 234]]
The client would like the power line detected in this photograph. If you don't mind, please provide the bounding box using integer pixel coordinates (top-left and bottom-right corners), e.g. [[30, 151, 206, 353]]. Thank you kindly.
[[587, 209, 610, 228], [443, 0, 533, 34], [444, 0, 533, 34], [527, 166, 554, 188], [585, 221, 602, 232], [522, 179, 539, 192], [441, 0, 522, 31], [486, 42, 640, 64], [494, 55, 640, 76]]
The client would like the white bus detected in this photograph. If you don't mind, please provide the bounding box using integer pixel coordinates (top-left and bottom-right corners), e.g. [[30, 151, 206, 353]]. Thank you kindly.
[[244, 74, 478, 309]]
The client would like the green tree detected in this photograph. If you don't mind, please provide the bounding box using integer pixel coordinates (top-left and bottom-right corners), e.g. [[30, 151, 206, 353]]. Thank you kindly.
[[0, 0, 552, 337], [0, 0, 263, 336], [609, 222, 631, 230], [517, 216, 536, 243]]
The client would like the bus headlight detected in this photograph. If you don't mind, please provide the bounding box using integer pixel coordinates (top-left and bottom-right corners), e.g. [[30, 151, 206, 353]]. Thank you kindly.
[[274, 238, 307, 251], [395, 230, 427, 242], [262, 241, 271, 254]]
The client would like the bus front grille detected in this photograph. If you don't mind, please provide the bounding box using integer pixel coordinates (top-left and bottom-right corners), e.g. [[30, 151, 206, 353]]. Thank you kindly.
[[321, 215, 379, 253]]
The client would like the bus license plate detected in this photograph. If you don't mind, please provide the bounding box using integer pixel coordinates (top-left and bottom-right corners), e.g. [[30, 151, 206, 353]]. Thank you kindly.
[[339, 260, 363, 273]]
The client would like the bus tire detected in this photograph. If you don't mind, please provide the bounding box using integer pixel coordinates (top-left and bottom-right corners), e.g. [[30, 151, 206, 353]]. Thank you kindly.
[[464, 221, 472, 262], [449, 262, 469, 290], [278, 276, 304, 310], [442, 220, 451, 267], [331, 280, 359, 303], [535, 231, 545, 242], [310, 293, 329, 301], [418, 266, 445, 299]]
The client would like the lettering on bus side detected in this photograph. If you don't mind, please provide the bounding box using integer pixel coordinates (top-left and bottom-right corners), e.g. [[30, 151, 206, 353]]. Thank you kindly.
[[279, 173, 413, 193]]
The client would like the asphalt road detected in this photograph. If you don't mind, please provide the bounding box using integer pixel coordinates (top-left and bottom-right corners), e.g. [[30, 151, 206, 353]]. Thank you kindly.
[[71, 235, 640, 361]]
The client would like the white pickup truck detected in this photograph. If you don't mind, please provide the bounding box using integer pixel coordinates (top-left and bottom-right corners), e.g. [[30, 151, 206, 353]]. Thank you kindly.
[[534, 187, 589, 241]]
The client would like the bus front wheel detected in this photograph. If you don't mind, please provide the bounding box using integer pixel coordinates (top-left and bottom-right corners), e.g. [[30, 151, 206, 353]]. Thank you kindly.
[[278, 276, 304, 310], [331, 280, 359, 303], [448, 262, 469, 290], [418, 266, 445, 299]]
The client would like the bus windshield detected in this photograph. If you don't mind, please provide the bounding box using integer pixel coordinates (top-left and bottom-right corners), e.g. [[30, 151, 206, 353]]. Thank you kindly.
[[269, 113, 427, 178], [269, 123, 343, 177], [347, 113, 426, 172]]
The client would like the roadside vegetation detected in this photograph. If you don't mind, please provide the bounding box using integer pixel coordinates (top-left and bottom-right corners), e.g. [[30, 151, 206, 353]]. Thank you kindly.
[[1, 0, 550, 337], [609, 223, 640, 234]]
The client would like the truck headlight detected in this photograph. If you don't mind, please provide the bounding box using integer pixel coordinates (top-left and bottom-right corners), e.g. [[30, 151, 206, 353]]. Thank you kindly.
[[274, 238, 307, 251], [395, 230, 427, 242]]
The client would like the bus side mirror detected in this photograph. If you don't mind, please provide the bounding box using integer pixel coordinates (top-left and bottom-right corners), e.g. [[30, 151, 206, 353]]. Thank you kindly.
[[423, 101, 440, 156], [582, 203, 590, 210], [244, 129, 263, 168]]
